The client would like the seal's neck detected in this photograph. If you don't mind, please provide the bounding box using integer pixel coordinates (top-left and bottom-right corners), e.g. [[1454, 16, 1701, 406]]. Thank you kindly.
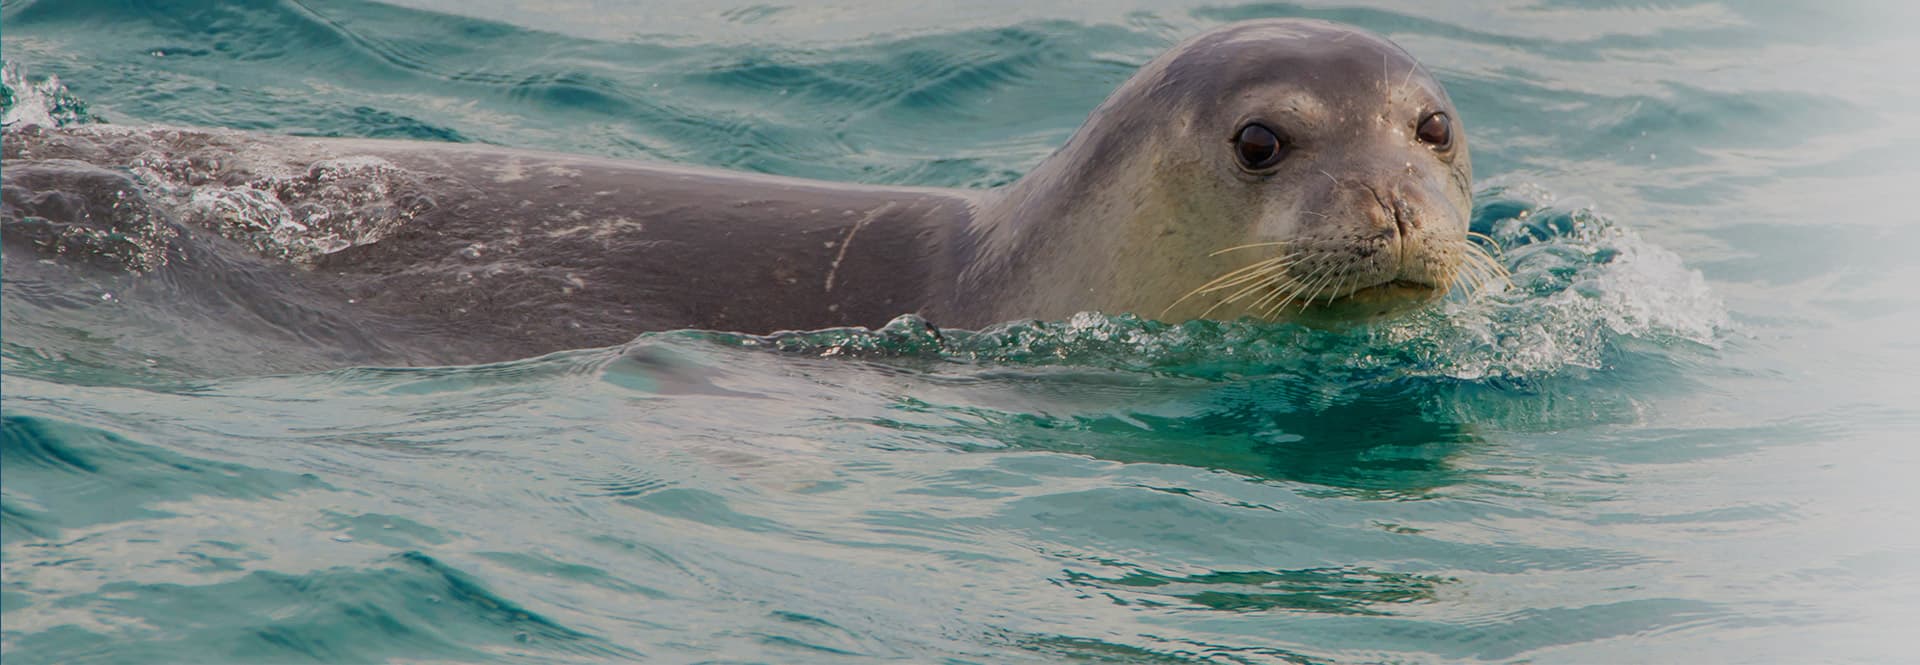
[[932, 56, 1209, 326], [953, 135, 1168, 324]]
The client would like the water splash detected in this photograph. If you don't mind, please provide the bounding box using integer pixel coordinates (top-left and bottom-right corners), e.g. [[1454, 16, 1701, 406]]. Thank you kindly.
[[150, 154, 434, 263], [5, 124, 438, 264], [0, 61, 103, 129]]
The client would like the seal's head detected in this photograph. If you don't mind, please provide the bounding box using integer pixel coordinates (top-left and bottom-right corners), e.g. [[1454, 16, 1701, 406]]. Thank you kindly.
[[974, 19, 1502, 324]]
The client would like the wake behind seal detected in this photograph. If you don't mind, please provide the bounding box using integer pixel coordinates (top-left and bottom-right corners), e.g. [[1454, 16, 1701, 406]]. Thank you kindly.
[[0, 19, 1501, 365]]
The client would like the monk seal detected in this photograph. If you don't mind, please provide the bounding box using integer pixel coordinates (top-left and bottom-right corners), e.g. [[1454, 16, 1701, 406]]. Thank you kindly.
[[1, 19, 1497, 365]]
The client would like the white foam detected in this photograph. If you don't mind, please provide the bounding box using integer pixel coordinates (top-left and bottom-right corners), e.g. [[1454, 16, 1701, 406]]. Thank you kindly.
[[2, 62, 82, 128]]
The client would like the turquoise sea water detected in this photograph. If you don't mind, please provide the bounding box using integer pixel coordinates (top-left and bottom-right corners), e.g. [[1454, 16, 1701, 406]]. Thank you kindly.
[[5, 1, 1919, 663]]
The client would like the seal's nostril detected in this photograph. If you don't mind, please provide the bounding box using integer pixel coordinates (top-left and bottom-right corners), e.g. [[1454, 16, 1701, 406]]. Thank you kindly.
[[1359, 183, 1404, 238]]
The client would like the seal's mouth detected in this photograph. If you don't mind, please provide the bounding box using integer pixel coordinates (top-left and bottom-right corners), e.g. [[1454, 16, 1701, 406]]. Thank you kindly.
[[1327, 279, 1441, 303], [1295, 278, 1446, 320]]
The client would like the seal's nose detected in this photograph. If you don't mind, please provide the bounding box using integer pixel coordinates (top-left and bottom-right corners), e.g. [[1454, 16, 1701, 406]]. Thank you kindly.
[[1356, 183, 1404, 243], [1389, 196, 1415, 239]]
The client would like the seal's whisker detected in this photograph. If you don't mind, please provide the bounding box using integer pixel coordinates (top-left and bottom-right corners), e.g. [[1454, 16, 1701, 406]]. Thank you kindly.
[[1226, 271, 1295, 304], [1192, 257, 1297, 297], [1322, 271, 1352, 306], [1207, 254, 1302, 288], [1465, 255, 1505, 295], [1442, 237, 1509, 299], [1469, 243, 1511, 286], [1335, 270, 1362, 305], [1229, 262, 1310, 306], [1454, 264, 1479, 297], [1192, 258, 1281, 291], [1476, 247, 1504, 274], [1446, 253, 1473, 292], [1453, 255, 1486, 295], [1315, 269, 1345, 307], [1263, 285, 1309, 318], [1203, 268, 1301, 318], [1195, 267, 1288, 314], [1254, 261, 1322, 310], [1207, 241, 1292, 257], [1262, 262, 1335, 316], [1206, 277, 1276, 316], [1466, 230, 1504, 254], [1464, 239, 1502, 266], [1202, 287, 1256, 318], [1263, 270, 1318, 307], [1162, 253, 1300, 316], [1250, 276, 1298, 316], [1298, 268, 1344, 312]]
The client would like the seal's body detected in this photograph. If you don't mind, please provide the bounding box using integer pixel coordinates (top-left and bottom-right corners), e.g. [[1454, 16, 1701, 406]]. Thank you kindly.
[[2, 19, 1497, 365]]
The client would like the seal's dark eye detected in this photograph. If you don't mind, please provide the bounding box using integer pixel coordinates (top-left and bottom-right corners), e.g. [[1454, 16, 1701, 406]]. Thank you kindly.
[[1416, 112, 1452, 149], [1234, 124, 1286, 170]]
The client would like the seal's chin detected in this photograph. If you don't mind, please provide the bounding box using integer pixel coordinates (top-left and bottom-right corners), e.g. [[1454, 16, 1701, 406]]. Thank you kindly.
[[1297, 279, 1446, 322], [1335, 279, 1443, 303]]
